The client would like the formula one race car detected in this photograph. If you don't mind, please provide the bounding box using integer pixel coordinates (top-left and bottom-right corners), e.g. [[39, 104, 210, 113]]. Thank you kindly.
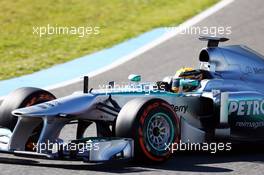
[[0, 36, 264, 163]]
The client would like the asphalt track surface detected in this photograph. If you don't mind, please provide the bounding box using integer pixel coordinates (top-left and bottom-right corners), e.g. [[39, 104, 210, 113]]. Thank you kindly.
[[1, 0, 264, 174]]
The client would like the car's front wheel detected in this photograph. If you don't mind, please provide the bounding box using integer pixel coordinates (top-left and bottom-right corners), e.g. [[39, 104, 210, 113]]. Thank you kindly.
[[115, 98, 179, 163], [0, 87, 56, 150]]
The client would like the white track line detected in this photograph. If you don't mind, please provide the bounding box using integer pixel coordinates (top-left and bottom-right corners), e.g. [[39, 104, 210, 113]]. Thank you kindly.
[[0, 0, 234, 100]]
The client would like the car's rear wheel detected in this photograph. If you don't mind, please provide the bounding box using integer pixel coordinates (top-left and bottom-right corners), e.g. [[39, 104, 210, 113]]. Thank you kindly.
[[115, 98, 179, 163], [0, 87, 56, 150]]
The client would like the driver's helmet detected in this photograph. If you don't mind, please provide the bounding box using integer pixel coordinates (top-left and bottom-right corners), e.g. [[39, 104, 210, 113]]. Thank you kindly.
[[171, 67, 202, 93], [175, 67, 194, 77], [175, 67, 203, 80]]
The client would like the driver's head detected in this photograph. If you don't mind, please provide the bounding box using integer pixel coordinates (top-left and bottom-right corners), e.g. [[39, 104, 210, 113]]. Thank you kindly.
[[175, 67, 194, 77], [171, 67, 202, 93], [176, 68, 203, 80]]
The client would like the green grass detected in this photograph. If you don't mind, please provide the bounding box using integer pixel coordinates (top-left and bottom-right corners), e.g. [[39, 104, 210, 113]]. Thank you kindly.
[[0, 0, 218, 80]]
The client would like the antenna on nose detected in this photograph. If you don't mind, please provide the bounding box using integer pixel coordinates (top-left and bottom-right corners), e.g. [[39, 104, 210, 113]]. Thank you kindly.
[[83, 76, 89, 93]]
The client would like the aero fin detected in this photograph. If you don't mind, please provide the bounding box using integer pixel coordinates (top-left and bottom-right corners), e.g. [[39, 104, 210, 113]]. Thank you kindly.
[[199, 36, 229, 47]]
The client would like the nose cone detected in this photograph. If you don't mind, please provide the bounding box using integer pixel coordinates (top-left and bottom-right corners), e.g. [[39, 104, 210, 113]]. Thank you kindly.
[[12, 93, 97, 118], [12, 100, 60, 117]]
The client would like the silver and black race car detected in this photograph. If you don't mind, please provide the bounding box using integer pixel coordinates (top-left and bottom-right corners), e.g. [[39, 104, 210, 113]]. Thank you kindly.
[[0, 36, 264, 163]]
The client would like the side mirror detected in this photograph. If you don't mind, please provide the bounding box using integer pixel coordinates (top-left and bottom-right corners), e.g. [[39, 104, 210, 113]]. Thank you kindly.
[[128, 74, 141, 82]]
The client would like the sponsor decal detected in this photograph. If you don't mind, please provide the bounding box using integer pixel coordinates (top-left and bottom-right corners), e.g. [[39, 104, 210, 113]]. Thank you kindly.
[[244, 66, 253, 74], [253, 67, 264, 74], [235, 121, 264, 129], [171, 104, 188, 113], [229, 99, 264, 116], [244, 66, 264, 75], [38, 101, 61, 109]]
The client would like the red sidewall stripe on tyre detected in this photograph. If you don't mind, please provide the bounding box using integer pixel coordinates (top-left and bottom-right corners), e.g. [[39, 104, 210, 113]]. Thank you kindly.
[[138, 101, 179, 161]]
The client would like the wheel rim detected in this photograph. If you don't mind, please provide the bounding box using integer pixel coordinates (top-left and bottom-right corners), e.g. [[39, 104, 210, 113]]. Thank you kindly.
[[146, 112, 174, 152]]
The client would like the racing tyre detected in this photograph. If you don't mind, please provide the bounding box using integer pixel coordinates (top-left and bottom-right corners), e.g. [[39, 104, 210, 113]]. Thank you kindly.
[[0, 87, 56, 131], [115, 98, 179, 163]]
